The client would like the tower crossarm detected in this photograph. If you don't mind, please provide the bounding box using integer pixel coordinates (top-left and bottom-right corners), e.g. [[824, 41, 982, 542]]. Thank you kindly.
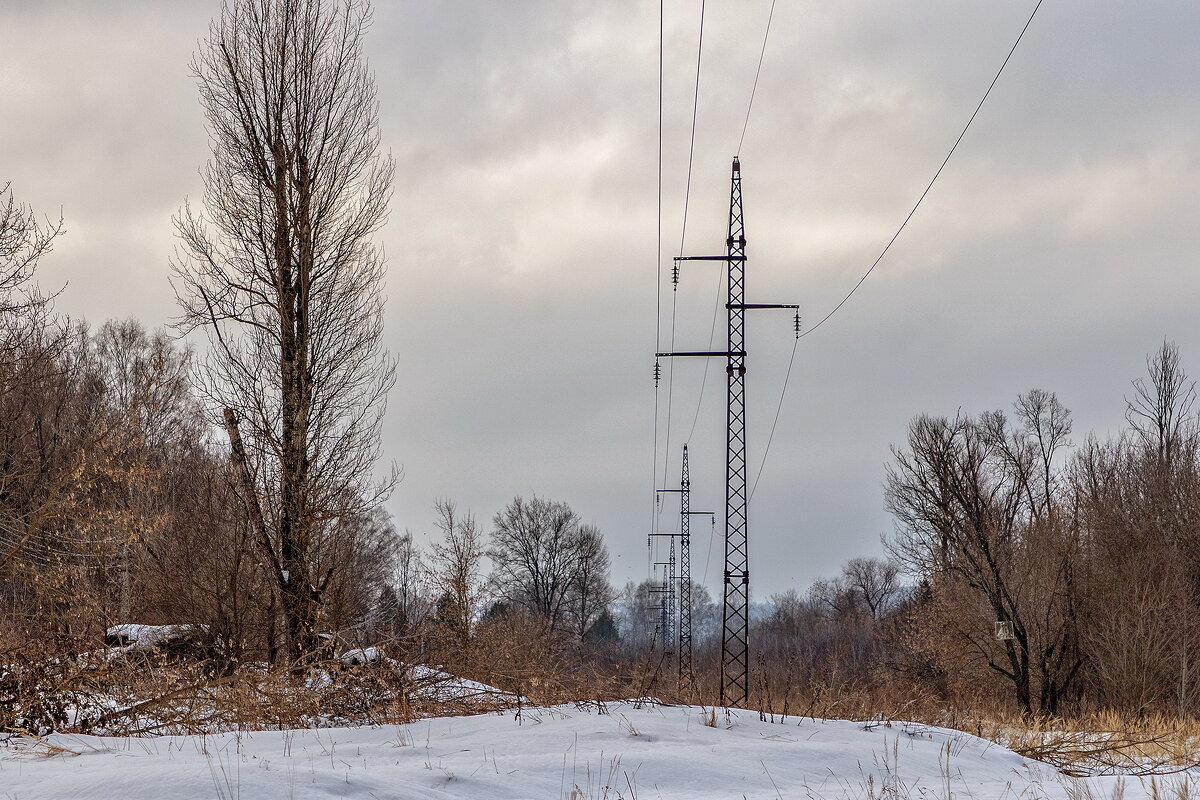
[[656, 351, 746, 358]]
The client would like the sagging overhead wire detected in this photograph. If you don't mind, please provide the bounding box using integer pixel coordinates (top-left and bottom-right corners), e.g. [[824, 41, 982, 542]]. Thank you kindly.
[[737, 0, 777, 157], [684, 268, 723, 445], [798, 0, 1045, 340], [651, 0, 664, 570], [684, 0, 776, 447], [748, 336, 797, 502], [746, 0, 1045, 499], [660, 0, 708, 520], [677, 0, 708, 262]]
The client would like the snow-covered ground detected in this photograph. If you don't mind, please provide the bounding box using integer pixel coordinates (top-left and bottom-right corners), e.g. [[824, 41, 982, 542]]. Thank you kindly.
[[0, 702, 1186, 799]]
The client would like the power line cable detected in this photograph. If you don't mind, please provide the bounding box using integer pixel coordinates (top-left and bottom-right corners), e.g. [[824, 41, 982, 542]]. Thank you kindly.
[[684, 268, 724, 444], [749, 338, 797, 501], [799, 0, 1044, 340], [676, 0, 708, 261], [660, 0, 707, 524], [686, 0, 777, 448], [737, 0, 777, 156], [685, 0, 777, 447], [651, 0, 664, 570], [746, 0, 1044, 500], [655, 0, 664, 353], [659, 296, 678, 536], [0, 524, 123, 565], [701, 511, 717, 584], [0, 515, 128, 550]]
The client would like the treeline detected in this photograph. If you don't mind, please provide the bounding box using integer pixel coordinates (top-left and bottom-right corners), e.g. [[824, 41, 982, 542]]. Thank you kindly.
[[9, 169, 1200, 721], [7, 296, 1200, 723], [0, 300, 624, 675], [0, 183, 395, 667], [727, 343, 1200, 721], [883, 341, 1200, 717], [5, 314, 1200, 723], [0, 313, 399, 664], [379, 495, 622, 688]]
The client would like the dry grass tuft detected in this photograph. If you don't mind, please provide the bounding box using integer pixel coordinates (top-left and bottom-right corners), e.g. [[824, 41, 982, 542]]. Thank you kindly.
[[738, 678, 1200, 778], [962, 711, 1200, 777]]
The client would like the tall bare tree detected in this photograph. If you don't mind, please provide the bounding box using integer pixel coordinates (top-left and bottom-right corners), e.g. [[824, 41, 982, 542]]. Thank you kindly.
[[173, 0, 396, 662], [379, 530, 430, 648], [842, 557, 900, 620], [886, 391, 1082, 714], [1071, 345, 1200, 713], [490, 496, 614, 635], [0, 184, 65, 418], [428, 499, 487, 648], [1127, 341, 1197, 469], [565, 524, 617, 640]]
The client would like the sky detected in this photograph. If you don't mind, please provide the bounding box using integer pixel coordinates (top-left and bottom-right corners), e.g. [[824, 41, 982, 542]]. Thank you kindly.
[[2, 1, 1200, 601]]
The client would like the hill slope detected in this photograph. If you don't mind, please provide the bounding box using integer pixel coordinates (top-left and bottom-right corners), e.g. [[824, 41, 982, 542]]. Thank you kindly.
[[0, 702, 1176, 799]]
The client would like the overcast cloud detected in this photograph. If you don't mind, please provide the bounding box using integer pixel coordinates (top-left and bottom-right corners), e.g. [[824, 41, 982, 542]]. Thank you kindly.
[[3, 1, 1199, 599]]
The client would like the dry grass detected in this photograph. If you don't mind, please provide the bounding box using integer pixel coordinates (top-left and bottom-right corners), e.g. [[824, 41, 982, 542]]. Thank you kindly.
[[1, 613, 643, 738], [960, 711, 1200, 777], [9, 620, 1200, 785], [1, 647, 526, 737], [730, 678, 1200, 778]]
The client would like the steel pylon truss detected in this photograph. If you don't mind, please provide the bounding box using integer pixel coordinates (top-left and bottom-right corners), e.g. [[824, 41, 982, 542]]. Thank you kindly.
[[678, 445, 693, 686], [654, 445, 713, 691], [657, 157, 797, 708], [721, 159, 750, 706], [648, 557, 675, 653]]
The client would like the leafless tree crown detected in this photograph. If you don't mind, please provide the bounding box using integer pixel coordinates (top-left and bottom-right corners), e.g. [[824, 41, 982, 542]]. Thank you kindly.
[[490, 496, 615, 637], [0, 183, 62, 318], [1126, 341, 1196, 466], [172, 0, 396, 660]]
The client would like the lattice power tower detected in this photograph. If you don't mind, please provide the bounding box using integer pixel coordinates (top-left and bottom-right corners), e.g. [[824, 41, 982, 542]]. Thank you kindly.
[[657, 157, 797, 707], [653, 445, 714, 687]]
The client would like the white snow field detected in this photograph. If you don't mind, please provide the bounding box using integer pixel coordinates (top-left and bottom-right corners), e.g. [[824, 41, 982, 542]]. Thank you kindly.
[[0, 702, 1183, 799]]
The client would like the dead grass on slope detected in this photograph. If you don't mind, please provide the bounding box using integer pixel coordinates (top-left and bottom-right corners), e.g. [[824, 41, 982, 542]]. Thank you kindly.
[[961, 711, 1200, 777], [727, 678, 1200, 777]]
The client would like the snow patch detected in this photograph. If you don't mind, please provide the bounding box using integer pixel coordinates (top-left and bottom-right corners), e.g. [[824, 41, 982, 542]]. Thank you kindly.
[[2, 702, 1186, 799]]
